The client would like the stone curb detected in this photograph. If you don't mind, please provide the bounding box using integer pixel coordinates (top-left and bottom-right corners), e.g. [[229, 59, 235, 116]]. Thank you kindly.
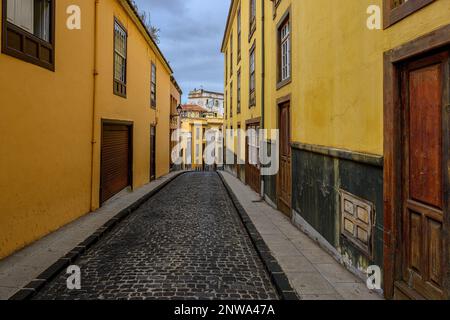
[[217, 171, 300, 301], [8, 171, 187, 301]]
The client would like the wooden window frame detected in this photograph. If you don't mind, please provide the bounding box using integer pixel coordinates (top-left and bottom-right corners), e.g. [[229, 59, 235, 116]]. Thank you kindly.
[[249, 41, 256, 107], [383, 0, 435, 29], [230, 80, 233, 118], [1, 0, 56, 71], [113, 18, 127, 98], [249, 0, 256, 41], [230, 32, 233, 76], [383, 24, 450, 299], [237, 7, 241, 63], [225, 49, 228, 82], [237, 68, 241, 114], [151, 62, 157, 109], [224, 89, 227, 120], [277, 7, 291, 89]]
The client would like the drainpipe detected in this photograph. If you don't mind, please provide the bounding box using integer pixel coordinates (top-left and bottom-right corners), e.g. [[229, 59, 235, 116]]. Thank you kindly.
[[260, 0, 265, 198], [90, 0, 100, 211]]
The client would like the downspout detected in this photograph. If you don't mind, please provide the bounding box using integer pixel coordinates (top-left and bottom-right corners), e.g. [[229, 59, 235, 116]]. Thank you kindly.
[[90, 0, 100, 211], [260, 0, 265, 198]]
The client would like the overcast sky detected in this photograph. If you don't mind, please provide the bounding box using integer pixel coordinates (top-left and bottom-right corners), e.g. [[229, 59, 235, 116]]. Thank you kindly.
[[134, 0, 230, 101]]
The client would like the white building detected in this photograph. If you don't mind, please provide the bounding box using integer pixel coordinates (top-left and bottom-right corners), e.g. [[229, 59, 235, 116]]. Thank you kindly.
[[187, 89, 224, 116]]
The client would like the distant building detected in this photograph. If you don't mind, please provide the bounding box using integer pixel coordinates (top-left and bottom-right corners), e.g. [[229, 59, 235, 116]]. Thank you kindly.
[[178, 104, 224, 171], [187, 89, 224, 116]]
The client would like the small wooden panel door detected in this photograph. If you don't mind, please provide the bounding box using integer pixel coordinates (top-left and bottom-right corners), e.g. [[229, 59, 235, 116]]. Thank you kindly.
[[399, 51, 449, 300], [246, 123, 261, 194], [150, 126, 156, 181], [101, 124, 131, 204], [278, 102, 292, 217]]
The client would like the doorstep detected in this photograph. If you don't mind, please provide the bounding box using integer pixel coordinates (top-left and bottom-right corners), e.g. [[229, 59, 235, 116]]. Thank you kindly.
[[0, 171, 185, 300], [218, 171, 383, 301]]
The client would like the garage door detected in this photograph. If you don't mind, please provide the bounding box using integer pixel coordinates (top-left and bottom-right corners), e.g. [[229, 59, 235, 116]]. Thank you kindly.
[[101, 124, 131, 204]]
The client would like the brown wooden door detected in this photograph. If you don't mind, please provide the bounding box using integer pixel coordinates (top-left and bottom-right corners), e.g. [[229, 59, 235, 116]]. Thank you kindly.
[[246, 123, 261, 194], [397, 51, 449, 300], [150, 126, 156, 181], [101, 124, 131, 204], [278, 102, 292, 217]]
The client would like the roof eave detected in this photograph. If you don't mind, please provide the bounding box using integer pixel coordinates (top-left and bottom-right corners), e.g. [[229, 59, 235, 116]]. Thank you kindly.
[[220, 0, 236, 53]]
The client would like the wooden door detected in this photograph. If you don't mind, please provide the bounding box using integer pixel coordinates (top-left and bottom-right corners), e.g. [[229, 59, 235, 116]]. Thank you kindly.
[[278, 102, 292, 217], [150, 126, 156, 181], [397, 51, 449, 300], [245, 123, 261, 194], [101, 124, 131, 204]]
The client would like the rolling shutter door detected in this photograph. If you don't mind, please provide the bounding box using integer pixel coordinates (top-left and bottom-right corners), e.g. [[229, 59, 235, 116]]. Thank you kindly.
[[101, 124, 131, 204]]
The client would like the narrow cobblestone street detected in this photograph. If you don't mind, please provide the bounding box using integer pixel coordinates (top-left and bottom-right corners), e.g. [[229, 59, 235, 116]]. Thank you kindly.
[[33, 173, 278, 300]]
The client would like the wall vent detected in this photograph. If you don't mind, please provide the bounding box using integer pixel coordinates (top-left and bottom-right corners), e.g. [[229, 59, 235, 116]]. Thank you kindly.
[[340, 190, 375, 257]]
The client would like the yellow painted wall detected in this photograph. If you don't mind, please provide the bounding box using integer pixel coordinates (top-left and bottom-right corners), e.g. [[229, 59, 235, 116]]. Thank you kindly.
[[0, 0, 175, 259], [223, 0, 262, 134], [224, 0, 450, 156], [0, 0, 96, 259], [264, 0, 450, 156], [91, 0, 173, 210]]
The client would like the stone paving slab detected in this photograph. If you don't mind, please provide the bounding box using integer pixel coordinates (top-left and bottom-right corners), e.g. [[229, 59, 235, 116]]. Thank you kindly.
[[0, 171, 183, 300], [219, 171, 383, 301]]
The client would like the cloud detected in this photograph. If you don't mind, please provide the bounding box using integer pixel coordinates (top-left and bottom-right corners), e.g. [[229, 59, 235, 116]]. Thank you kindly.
[[134, 0, 230, 100]]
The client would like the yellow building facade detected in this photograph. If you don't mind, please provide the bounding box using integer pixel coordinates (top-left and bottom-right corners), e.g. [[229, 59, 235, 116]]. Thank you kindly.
[[0, 0, 178, 259], [222, 0, 450, 299], [222, 0, 263, 192], [178, 105, 224, 170]]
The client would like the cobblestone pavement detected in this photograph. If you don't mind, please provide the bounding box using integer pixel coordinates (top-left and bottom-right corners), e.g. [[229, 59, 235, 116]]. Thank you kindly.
[[34, 172, 278, 300]]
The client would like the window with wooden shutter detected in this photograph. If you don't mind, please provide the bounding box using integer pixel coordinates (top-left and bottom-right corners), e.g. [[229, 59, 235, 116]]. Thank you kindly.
[[114, 19, 127, 98], [2, 0, 55, 70], [383, 0, 435, 28]]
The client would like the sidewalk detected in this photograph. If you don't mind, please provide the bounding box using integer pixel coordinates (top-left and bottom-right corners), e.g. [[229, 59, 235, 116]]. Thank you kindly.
[[219, 171, 382, 300], [0, 171, 183, 300]]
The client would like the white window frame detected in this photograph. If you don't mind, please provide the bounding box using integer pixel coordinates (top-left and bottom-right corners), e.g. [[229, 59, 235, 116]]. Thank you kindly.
[[280, 20, 290, 81]]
